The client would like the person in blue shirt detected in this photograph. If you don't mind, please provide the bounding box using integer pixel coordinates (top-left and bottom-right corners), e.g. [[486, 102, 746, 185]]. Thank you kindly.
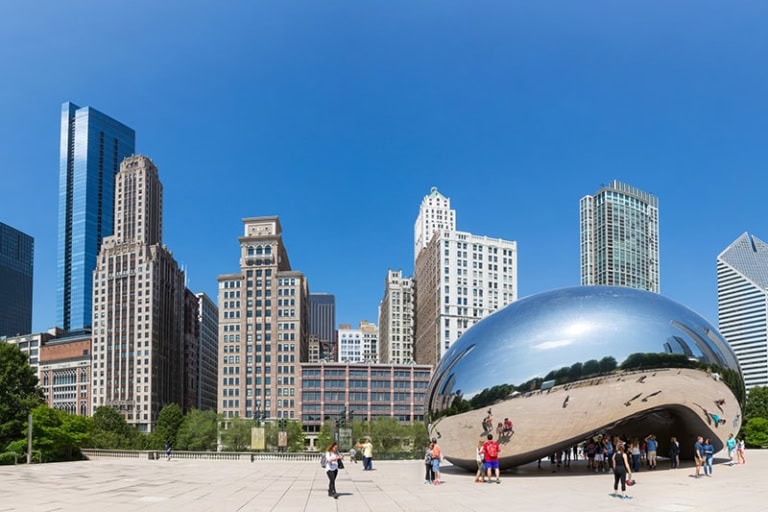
[[726, 433, 737, 466], [694, 436, 704, 478], [703, 438, 715, 476], [644, 434, 658, 469]]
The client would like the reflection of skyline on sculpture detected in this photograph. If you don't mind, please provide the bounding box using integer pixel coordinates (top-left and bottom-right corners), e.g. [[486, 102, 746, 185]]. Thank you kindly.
[[427, 286, 744, 471]]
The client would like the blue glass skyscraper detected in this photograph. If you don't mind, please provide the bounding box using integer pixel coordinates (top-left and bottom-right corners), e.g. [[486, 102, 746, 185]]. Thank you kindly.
[[57, 102, 135, 331], [0, 222, 34, 337]]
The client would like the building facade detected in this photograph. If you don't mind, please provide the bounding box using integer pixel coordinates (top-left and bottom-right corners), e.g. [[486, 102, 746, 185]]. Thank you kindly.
[[0, 222, 34, 338], [378, 269, 415, 364], [580, 180, 660, 292], [415, 229, 518, 366], [3, 330, 57, 373], [217, 217, 309, 422], [57, 102, 135, 332], [196, 292, 219, 411], [718, 232, 768, 390], [90, 155, 185, 431], [413, 187, 456, 263], [338, 321, 378, 363], [182, 289, 200, 412], [309, 293, 336, 361], [300, 362, 433, 449], [39, 333, 91, 416]]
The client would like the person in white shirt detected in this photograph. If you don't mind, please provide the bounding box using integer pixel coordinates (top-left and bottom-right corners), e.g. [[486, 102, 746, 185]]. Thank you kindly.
[[324, 443, 344, 499]]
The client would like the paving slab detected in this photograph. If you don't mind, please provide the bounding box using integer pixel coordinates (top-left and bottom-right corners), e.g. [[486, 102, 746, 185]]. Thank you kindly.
[[0, 450, 765, 511]]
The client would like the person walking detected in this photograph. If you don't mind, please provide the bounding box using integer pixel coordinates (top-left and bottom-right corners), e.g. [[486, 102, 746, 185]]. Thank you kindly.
[[483, 434, 501, 484], [323, 442, 344, 499], [357, 438, 374, 471], [611, 442, 633, 500], [165, 441, 172, 461]]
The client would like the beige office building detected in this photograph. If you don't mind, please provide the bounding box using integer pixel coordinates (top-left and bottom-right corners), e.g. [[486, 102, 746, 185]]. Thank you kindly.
[[217, 217, 308, 422], [378, 269, 415, 364], [90, 155, 186, 432]]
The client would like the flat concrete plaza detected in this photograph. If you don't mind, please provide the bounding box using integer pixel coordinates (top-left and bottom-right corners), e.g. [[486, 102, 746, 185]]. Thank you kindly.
[[1, 450, 766, 512]]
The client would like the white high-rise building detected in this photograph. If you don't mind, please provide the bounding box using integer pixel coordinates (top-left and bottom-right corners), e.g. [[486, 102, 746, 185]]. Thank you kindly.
[[378, 269, 415, 364], [413, 187, 517, 365], [338, 321, 378, 363], [414, 187, 456, 263], [580, 180, 660, 292], [717, 232, 768, 391]]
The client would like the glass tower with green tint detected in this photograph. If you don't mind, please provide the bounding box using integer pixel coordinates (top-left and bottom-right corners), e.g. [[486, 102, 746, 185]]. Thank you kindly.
[[57, 102, 135, 332], [580, 180, 659, 293]]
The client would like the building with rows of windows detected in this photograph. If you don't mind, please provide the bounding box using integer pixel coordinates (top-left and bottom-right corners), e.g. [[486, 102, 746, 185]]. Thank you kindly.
[[300, 362, 432, 450], [217, 217, 309, 423]]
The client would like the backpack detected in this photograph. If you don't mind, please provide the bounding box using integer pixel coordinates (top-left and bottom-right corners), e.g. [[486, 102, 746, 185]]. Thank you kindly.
[[485, 442, 498, 458], [320, 453, 328, 467]]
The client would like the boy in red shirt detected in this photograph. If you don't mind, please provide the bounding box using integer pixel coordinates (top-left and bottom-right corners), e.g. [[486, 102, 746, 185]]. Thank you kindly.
[[483, 434, 501, 484]]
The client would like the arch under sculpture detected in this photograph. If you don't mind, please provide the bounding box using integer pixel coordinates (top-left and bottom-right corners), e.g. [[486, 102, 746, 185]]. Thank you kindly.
[[426, 286, 744, 471]]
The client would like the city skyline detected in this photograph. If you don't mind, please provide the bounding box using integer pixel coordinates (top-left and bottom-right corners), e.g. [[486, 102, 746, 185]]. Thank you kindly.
[[3, 3, 768, 335]]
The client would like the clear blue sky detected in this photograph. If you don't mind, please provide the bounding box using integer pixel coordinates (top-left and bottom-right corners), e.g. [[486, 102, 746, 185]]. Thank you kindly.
[[2, 1, 767, 333]]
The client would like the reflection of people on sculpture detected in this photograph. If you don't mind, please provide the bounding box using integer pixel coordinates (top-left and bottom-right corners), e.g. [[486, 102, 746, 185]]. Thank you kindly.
[[502, 417, 514, 436], [482, 410, 493, 433], [710, 413, 726, 427], [641, 390, 661, 402]]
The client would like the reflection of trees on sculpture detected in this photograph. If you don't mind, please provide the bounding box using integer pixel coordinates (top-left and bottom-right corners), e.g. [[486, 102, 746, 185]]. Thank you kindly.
[[430, 352, 745, 420]]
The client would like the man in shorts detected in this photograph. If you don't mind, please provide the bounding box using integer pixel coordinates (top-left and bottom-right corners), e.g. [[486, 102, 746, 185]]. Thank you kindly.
[[694, 436, 704, 478], [483, 434, 501, 484]]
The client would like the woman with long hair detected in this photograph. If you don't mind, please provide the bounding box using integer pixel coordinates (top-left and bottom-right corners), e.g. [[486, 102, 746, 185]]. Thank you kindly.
[[323, 442, 343, 499], [611, 442, 633, 500], [474, 439, 486, 482]]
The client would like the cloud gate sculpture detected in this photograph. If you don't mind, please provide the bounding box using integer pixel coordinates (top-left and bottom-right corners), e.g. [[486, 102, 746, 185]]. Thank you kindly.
[[426, 286, 744, 471]]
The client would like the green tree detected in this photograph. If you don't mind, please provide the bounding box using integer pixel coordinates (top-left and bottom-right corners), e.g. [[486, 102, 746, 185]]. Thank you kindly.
[[264, 420, 305, 451], [7, 405, 90, 462], [744, 417, 768, 448], [582, 359, 600, 376], [222, 416, 254, 451], [176, 409, 219, 451], [745, 386, 768, 421], [150, 403, 184, 449], [317, 422, 334, 451], [369, 417, 406, 453], [89, 406, 137, 449], [598, 356, 618, 373], [0, 343, 43, 450]]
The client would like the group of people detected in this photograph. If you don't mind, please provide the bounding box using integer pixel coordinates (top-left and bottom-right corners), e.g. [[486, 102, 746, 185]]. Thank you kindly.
[[474, 434, 502, 484], [424, 438, 443, 484], [693, 433, 746, 477]]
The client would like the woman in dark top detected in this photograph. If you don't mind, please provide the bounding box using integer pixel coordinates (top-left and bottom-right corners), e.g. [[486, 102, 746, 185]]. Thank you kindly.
[[611, 442, 633, 500]]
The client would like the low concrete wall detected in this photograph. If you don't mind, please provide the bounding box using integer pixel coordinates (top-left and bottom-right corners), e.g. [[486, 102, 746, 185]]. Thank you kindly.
[[82, 449, 320, 462]]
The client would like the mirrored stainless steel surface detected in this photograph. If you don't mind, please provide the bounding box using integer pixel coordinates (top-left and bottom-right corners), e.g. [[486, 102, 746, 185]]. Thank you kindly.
[[426, 286, 744, 471]]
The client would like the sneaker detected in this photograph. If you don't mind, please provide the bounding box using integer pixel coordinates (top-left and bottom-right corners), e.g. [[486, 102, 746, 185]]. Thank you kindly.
[[496, 479, 501, 484]]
